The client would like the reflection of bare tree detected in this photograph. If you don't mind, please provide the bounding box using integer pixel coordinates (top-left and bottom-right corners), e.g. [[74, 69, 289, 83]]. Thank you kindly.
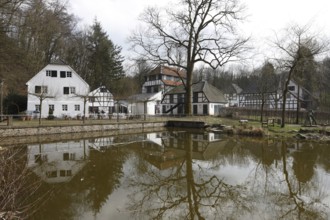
[[126, 133, 246, 219], [0, 145, 52, 219], [246, 139, 328, 219], [279, 141, 327, 219]]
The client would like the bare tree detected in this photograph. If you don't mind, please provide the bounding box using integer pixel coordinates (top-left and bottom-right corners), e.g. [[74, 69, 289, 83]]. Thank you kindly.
[[28, 85, 55, 125], [0, 145, 53, 219], [130, 0, 249, 115], [272, 24, 328, 127]]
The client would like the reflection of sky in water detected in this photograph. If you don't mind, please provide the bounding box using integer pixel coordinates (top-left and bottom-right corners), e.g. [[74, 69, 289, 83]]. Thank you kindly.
[[195, 158, 256, 185]]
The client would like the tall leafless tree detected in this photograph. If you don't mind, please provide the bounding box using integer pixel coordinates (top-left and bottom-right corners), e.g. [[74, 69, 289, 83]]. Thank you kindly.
[[130, 0, 249, 115], [273, 24, 328, 127]]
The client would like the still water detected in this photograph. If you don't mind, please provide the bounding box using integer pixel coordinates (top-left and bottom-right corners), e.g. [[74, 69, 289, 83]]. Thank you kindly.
[[3, 130, 330, 219]]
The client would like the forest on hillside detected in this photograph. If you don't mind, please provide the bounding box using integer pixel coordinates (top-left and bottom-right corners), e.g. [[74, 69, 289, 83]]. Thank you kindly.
[[1, 0, 330, 115]]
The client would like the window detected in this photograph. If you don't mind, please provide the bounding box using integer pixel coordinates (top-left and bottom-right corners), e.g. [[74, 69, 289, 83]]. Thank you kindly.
[[75, 105, 80, 111], [169, 94, 174, 103], [70, 87, 76, 94], [100, 87, 107, 92], [35, 86, 47, 94], [63, 87, 75, 94], [46, 171, 57, 178], [62, 104, 68, 111], [63, 153, 75, 161], [288, 86, 295, 91], [60, 170, 72, 177], [49, 104, 54, 110], [193, 92, 198, 103], [46, 70, 57, 77], [60, 71, 66, 78], [35, 105, 40, 112], [63, 87, 69, 94], [67, 71, 72, 77]]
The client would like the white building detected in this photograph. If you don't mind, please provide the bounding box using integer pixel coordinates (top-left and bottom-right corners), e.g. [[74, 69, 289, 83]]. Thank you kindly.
[[26, 60, 90, 119], [127, 92, 162, 116]]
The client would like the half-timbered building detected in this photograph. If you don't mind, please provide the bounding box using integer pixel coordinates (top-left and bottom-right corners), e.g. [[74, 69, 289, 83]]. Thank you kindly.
[[238, 80, 313, 110], [161, 81, 227, 115]]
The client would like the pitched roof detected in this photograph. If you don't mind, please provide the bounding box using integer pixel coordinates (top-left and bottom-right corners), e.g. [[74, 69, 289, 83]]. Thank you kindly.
[[222, 83, 242, 94], [166, 81, 227, 103], [49, 58, 67, 65], [148, 65, 187, 79], [162, 80, 183, 86]]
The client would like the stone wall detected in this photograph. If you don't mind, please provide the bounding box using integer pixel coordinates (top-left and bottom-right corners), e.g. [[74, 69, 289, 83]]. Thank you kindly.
[[0, 122, 166, 138]]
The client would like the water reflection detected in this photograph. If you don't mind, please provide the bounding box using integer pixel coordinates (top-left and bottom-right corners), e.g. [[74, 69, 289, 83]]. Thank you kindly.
[[18, 131, 330, 219]]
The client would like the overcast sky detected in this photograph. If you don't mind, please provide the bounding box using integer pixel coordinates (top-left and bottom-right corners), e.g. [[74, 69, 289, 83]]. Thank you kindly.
[[69, 0, 330, 67]]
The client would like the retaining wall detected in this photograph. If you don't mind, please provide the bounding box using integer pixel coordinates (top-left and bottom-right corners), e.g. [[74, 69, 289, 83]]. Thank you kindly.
[[0, 122, 166, 138]]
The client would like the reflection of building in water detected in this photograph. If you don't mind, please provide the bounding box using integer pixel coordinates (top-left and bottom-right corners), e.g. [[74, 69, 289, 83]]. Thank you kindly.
[[27, 140, 89, 183], [89, 137, 114, 152], [143, 131, 226, 169]]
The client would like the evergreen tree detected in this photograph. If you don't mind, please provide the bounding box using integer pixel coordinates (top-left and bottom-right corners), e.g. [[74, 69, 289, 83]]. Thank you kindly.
[[86, 20, 124, 90]]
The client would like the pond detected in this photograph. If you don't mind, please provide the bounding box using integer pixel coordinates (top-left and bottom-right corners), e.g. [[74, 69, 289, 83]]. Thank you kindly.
[[1, 130, 330, 219]]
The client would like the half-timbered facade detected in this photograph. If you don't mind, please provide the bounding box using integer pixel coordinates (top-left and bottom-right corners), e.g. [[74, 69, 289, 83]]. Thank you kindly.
[[142, 65, 186, 94], [238, 80, 312, 110], [161, 81, 227, 115], [88, 86, 114, 116]]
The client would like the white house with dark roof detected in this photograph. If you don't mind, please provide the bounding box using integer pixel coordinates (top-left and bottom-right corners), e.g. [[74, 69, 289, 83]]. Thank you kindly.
[[26, 60, 90, 118], [161, 81, 227, 115]]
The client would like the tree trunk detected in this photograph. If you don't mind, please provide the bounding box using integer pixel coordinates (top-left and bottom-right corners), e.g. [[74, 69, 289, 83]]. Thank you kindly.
[[296, 84, 300, 124], [185, 67, 193, 116], [39, 98, 42, 125], [260, 94, 265, 122]]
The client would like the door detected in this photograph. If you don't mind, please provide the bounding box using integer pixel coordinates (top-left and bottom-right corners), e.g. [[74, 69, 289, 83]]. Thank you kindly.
[[203, 104, 208, 115]]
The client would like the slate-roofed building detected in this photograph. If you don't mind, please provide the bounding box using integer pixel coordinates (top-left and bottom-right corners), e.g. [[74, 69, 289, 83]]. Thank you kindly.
[[161, 81, 227, 115]]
